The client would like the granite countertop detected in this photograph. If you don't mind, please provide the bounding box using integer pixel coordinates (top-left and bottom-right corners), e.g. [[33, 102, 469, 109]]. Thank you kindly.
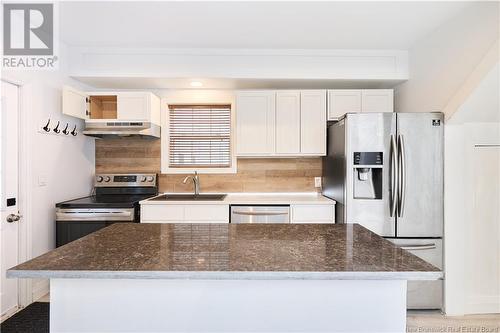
[[140, 193, 336, 205], [8, 223, 441, 280]]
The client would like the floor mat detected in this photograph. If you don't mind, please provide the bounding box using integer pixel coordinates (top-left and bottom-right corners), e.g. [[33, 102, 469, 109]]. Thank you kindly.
[[1, 302, 49, 333]]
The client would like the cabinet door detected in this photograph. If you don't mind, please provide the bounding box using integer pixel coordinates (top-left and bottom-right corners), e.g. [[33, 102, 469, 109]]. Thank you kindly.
[[291, 205, 335, 223], [149, 93, 161, 125], [361, 89, 394, 113], [141, 205, 184, 221], [62, 86, 89, 119], [328, 90, 361, 120], [300, 90, 326, 155], [184, 205, 229, 222], [236, 91, 276, 156], [276, 91, 301, 154], [117, 92, 149, 121]]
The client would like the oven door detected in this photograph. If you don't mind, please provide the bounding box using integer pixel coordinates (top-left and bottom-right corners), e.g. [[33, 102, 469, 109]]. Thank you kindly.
[[55, 208, 135, 247]]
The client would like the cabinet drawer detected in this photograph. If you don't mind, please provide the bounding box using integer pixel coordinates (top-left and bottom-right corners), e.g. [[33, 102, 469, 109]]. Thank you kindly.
[[291, 205, 335, 223], [141, 205, 184, 221], [185, 205, 229, 222]]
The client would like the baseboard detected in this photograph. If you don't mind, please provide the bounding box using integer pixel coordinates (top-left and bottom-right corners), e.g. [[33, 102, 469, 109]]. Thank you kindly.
[[32, 279, 49, 302], [465, 295, 500, 314]]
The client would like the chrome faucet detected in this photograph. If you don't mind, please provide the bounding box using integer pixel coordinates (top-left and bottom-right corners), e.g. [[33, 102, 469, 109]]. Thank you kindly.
[[183, 171, 200, 195]]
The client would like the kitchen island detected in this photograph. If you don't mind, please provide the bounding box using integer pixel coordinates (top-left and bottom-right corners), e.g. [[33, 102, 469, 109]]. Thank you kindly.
[[8, 223, 441, 333]]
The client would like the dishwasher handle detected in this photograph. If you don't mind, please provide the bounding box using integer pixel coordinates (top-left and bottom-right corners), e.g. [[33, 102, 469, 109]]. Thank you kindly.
[[232, 211, 289, 216], [230, 206, 290, 223]]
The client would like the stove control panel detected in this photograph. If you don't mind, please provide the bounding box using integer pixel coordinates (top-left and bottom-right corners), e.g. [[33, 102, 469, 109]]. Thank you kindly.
[[95, 174, 157, 187]]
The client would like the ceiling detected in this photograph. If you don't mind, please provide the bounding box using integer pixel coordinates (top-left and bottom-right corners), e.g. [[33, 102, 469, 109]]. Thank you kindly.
[[60, 1, 470, 50]]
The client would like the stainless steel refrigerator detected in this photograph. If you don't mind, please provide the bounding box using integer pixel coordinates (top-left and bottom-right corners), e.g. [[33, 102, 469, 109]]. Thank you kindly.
[[322, 112, 444, 309]]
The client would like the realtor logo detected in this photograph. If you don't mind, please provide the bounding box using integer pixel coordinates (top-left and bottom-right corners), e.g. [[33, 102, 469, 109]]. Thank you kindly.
[[2, 3, 58, 69]]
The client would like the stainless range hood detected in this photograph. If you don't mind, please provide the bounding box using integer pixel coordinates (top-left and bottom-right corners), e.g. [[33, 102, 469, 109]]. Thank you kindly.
[[83, 120, 160, 139]]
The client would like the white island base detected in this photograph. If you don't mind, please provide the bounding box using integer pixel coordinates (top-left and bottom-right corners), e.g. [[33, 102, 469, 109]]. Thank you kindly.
[[50, 278, 407, 332]]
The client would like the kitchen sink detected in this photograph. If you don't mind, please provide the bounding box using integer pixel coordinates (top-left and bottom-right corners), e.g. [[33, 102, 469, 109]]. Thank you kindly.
[[149, 194, 227, 201]]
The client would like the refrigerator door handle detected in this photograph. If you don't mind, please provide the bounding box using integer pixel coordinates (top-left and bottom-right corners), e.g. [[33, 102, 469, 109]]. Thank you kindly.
[[390, 135, 397, 217], [401, 244, 436, 251], [397, 134, 407, 217]]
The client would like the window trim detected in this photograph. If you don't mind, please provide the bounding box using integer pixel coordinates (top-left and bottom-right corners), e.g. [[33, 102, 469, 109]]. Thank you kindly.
[[161, 101, 237, 174]]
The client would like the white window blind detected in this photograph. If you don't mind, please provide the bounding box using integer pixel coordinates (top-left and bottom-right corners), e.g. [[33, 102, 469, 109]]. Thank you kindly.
[[168, 105, 232, 168]]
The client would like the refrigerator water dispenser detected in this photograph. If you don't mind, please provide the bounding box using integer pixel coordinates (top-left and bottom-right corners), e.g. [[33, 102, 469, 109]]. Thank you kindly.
[[353, 152, 383, 199]]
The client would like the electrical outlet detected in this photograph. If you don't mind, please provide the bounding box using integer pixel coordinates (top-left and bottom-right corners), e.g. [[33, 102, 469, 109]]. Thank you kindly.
[[314, 177, 322, 188]]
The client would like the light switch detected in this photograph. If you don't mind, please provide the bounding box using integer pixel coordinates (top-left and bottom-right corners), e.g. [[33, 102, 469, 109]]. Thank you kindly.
[[38, 174, 48, 186], [314, 177, 322, 188]]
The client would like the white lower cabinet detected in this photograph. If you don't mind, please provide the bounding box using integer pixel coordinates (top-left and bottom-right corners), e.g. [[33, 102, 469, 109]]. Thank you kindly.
[[291, 204, 335, 223], [141, 203, 335, 224], [141, 204, 229, 223]]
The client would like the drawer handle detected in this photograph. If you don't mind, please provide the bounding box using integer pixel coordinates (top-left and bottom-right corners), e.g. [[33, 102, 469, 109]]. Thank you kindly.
[[232, 211, 288, 216], [401, 244, 436, 251]]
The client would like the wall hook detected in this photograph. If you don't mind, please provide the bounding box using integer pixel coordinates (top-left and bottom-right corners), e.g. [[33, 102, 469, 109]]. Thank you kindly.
[[71, 125, 78, 136], [42, 119, 51, 132], [53, 121, 61, 134], [62, 123, 69, 135]]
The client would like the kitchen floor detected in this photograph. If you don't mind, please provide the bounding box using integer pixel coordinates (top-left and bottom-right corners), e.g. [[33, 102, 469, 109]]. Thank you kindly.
[[406, 310, 500, 332]]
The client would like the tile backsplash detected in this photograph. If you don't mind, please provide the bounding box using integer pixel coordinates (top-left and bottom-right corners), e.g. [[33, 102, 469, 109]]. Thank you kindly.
[[95, 138, 322, 192]]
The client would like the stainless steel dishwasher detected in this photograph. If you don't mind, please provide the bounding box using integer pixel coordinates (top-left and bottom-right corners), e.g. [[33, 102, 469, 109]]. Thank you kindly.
[[230, 205, 290, 223]]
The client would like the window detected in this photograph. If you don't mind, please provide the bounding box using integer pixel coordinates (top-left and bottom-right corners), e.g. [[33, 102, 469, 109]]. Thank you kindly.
[[163, 104, 235, 173]]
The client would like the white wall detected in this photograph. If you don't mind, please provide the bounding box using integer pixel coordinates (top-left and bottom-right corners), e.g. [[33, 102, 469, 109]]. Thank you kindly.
[[1, 43, 95, 301], [444, 64, 500, 315], [395, 2, 498, 114]]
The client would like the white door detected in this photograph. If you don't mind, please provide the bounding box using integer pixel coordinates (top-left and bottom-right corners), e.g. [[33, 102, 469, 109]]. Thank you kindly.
[[236, 91, 276, 156], [62, 85, 89, 119], [300, 90, 327, 155], [328, 90, 362, 120], [276, 91, 300, 154], [361, 89, 394, 113], [117, 93, 149, 121], [1, 81, 21, 316]]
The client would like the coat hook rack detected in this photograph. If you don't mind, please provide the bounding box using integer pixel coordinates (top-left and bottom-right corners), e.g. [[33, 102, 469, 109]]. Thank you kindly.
[[71, 125, 78, 136], [62, 123, 70, 135], [53, 121, 61, 134], [42, 118, 51, 132]]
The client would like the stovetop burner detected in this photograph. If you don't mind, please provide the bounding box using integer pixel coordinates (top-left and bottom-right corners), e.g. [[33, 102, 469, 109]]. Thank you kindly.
[[55, 194, 155, 209], [55, 173, 158, 209]]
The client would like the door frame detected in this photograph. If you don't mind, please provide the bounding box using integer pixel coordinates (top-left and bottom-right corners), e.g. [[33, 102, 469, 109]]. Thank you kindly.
[[1, 77, 33, 308]]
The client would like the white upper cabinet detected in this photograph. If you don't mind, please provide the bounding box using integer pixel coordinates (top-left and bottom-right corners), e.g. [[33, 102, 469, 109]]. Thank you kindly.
[[328, 90, 362, 120], [236, 90, 327, 157], [276, 91, 301, 155], [361, 89, 394, 113], [236, 91, 276, 156], [300, 90, 326, 155], [62, 86, 161, 125], [62, 86, 89, 119], [117, 92, 149, 120], [327, 89, 394, 120]]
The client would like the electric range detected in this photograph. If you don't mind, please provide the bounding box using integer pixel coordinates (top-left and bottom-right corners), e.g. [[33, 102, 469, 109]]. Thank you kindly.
[[55, 173, 158, 247]]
